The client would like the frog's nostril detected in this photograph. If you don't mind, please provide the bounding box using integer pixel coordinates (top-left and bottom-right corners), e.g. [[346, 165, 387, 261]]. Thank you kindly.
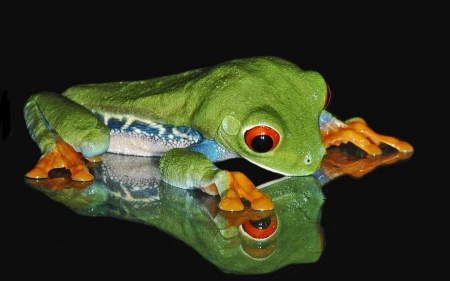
[[304, 153, 313, 165]]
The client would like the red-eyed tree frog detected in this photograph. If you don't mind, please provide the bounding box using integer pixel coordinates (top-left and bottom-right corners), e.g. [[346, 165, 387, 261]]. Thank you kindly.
[[24, 56, 413, 211]]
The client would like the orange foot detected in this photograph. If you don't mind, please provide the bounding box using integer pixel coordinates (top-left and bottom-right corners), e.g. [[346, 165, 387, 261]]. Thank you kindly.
[[25, 138, 97, 181], [321, 117, 414, 155], [218, 171, 275, 212]]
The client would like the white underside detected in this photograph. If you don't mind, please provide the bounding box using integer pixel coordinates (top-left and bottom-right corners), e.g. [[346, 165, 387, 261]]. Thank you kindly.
[[107, 131, 192, 157]]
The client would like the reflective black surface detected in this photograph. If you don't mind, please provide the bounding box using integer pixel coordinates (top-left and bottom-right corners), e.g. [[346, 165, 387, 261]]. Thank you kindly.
[[1, 4, 445, 279], [25, 153, 326, 275]]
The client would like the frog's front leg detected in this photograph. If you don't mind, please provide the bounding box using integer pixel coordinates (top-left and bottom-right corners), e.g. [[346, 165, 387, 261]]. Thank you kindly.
[[24, 92, 110, 181], [319, 110, 413, 155], [159, 148, 274, 212]]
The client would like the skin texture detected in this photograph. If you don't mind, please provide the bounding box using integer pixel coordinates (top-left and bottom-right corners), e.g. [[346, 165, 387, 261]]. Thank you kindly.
[[60, 56, 327, 174], [23, 56, 413, 211]]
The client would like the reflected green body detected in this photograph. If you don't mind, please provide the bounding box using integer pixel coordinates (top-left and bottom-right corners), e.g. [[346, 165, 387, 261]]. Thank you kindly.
[[26, 153, 325, 275]]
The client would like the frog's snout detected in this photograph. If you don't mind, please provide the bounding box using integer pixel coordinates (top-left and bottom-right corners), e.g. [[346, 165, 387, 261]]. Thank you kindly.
[[294, 148, 324, 176]]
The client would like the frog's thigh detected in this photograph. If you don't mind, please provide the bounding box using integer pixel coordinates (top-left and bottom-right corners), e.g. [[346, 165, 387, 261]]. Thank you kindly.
[[159, 148, 218, 190], [26, 92, 110, 157]]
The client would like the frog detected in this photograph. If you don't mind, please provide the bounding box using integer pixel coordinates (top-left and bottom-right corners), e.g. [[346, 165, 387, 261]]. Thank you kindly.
[[23, 56, 413, 211]]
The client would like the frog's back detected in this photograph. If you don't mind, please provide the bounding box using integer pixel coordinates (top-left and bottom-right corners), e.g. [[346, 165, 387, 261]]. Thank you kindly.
[[61, 56, 324, 139], [62, 68, 207, 124]]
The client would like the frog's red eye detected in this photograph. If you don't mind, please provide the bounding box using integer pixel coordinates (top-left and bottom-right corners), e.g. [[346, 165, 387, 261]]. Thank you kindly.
[[242, 213, 278, 239], [244, 126, 280, 153], [324, 83, 331, 109]]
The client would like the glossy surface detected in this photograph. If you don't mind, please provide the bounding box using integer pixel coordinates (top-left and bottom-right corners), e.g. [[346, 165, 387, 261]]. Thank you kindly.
[[25, 145, 411, 274], [2, 7, 443, 278]]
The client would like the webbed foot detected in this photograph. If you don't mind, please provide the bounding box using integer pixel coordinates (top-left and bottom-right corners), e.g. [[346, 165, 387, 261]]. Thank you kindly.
[[218, 171, 275, 212], [26, 138, 98, 181], [321, 117, 413, 155]]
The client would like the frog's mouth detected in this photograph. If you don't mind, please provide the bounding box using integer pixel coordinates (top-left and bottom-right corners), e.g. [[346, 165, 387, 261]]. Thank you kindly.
[[241, 154, 321, 177]]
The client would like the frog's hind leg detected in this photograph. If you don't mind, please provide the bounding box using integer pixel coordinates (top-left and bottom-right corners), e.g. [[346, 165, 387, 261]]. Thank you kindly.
[[24, 92, 110, 181]]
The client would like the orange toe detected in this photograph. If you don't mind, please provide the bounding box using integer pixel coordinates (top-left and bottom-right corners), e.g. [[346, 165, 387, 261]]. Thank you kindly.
[[25, 167, 49, 179], [248, 195, 275, 211], [70, 165, 94, 181], [84, 155, 103, 163], [219, 189, 245, 211]]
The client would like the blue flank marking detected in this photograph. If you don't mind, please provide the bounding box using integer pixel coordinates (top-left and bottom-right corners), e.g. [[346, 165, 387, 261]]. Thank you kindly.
[[97, 113, 203, 141], [188, 139, 239, 162], [319, 110, 335, 128], [95, 113, 238, 161], [312, 168, 332, 186]]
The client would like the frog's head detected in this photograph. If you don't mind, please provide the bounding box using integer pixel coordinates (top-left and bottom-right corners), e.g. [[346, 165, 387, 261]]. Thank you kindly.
[[196, 56, 329, 176]]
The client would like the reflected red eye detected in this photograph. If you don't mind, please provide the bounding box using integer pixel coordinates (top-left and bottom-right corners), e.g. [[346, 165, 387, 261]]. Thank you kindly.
[[245, 126, 280, 153], [324, 83, 331, 109], [242, 213, 278, 239]]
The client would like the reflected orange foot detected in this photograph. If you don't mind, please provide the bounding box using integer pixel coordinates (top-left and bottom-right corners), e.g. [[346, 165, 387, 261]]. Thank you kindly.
[[322, 117, 414, 155], [26, 138, 94, 182], [219, 208, 273, 228], [25, 177, 93, 191], [219, 171, 275, 212], [322, 148, 413, 179]]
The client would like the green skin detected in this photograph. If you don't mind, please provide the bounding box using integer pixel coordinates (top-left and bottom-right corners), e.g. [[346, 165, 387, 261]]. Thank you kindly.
[[24, 56, 328, 208]]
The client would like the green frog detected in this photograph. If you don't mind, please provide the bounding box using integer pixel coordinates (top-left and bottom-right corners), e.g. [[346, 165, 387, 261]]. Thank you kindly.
[[24, 56, 413, 211]]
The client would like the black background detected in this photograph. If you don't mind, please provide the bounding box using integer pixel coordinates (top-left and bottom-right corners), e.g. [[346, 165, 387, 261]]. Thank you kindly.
[[1, 2, 446, 280]]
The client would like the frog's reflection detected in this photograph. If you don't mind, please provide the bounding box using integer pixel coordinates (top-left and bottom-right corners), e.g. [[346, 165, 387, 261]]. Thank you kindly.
[[25, 146, 412, 275]]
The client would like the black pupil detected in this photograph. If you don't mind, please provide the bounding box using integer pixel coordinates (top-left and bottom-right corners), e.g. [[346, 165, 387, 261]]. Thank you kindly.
[[250, 216, 272, 229], [251, 135, 273, 152]]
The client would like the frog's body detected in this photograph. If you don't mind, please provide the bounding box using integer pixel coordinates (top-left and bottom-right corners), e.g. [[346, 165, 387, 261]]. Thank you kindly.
[[24, 56, 413, 211]]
